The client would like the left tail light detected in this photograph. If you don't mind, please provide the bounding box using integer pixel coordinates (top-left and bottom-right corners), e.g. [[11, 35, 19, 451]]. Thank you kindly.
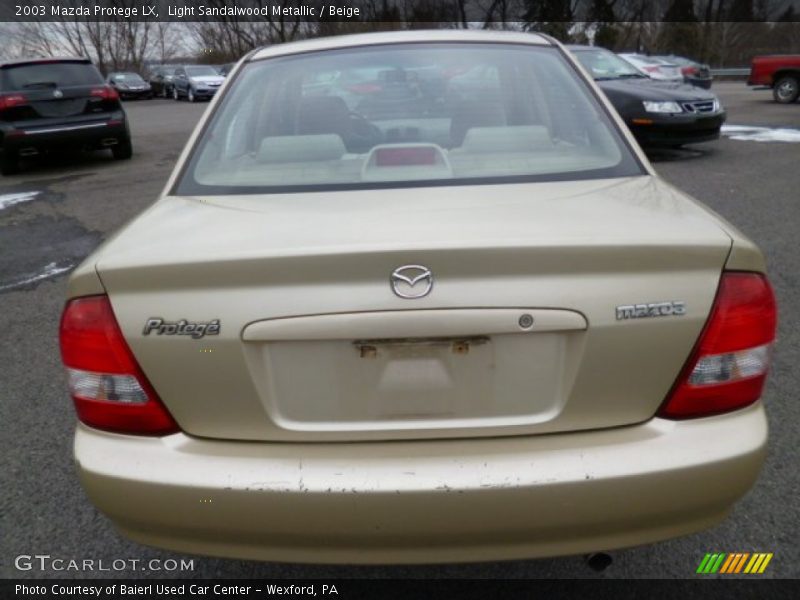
[[0, 94, 28, 112], [59, 295, 180, 435]]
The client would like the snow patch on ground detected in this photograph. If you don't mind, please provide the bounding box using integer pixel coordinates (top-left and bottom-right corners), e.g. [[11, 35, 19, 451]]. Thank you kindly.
[[0, 261, 74, 292], [0, 191, 41, 211], [722, 125, 800, 143]]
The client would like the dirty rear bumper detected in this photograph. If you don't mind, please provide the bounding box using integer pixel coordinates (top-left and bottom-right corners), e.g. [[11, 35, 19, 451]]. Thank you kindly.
[[75, 403, 767, 564], [2, 117, 128, 155]]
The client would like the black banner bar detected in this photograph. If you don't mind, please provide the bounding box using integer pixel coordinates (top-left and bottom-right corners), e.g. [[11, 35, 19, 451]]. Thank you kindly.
[[1, 0, 799, 23], [3, 579, 800, 600]]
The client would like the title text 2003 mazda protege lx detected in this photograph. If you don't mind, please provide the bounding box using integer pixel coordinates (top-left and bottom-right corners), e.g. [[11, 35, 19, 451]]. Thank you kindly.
[[60, 31, 777, 564]]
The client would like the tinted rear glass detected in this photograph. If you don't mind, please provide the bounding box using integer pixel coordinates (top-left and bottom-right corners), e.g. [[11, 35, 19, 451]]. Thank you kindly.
[[112, 73, 144, 82], [186, 66, 219, 77], [177, 43, 643, 195], [3, 62, 103, 90]]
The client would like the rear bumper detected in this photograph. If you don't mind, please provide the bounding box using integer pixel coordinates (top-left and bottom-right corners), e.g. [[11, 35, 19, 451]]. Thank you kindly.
[[192, 88, 219, 98], [75, 403, 767, 564], [119, 89, 151, 99], [2, 118, 128, 154], [629, 112, 726, 147]]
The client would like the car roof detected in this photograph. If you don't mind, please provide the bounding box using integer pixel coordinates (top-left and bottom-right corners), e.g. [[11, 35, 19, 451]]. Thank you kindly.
[[565, 44, 598, 51], [0, 57, 91, 68], [250, 29, 552, 62]]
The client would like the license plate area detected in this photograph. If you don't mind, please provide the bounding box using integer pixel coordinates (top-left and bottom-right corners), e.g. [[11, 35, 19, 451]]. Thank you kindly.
[[242, 309, 587, 434], [354, 336, 490, 359]]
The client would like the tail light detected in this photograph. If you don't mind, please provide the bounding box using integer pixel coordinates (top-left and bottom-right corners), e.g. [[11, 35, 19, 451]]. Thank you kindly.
[[681, 66, 699, 76], [90, 86, 119, 101], [0, 94, 28, 112], [659, 272, 777, 419], [59, 295, 179, 435]]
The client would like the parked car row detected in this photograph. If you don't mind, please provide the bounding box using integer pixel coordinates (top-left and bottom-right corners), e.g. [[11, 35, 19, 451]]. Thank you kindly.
[[0, 58, 236, 175], [105, 64, 234, 103], [572, 46, 725, 147], [3, 43, 793, 177], [619, 53, 714, 89], [146, 64, 229, 102], [0, 57, 132, 175]]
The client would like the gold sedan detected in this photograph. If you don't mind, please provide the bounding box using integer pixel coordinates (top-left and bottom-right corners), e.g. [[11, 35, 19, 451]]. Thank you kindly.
[[60, 30, 776, 564]]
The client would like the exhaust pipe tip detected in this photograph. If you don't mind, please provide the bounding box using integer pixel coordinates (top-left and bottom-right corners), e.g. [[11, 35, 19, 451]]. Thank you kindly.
[[585, 552, 613, 572], [101, 138, 119, 147]]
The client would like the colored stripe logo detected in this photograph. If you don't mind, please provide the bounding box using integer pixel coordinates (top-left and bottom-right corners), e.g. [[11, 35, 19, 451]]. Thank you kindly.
[[696, 552, 773, 574]]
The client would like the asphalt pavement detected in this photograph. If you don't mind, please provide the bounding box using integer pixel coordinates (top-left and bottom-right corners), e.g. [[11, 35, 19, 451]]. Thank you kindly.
[[1, 83, 798, 579]]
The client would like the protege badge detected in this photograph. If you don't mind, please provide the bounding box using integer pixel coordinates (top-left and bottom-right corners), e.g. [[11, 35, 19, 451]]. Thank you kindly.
[[616, 301, 686, 320], [143, 318, 220, 339]]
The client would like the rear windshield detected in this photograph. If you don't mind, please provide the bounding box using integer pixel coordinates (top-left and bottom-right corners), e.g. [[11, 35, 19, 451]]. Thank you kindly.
[[186, 66, 219, 77], [176, 43, 643, 195], [2, 62, 103, 91], [573, 49, 647, 80], [112, 73, 144, 82]]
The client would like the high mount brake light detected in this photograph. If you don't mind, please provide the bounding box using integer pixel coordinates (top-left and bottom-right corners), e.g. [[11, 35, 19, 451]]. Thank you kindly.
[[659, 272, 777, 419], [59, 295, 179, 435]]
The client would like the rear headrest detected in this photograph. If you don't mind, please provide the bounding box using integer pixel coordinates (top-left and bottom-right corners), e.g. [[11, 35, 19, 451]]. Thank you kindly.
[[257, 135, 346, 163], [459, 126, 552, 153]]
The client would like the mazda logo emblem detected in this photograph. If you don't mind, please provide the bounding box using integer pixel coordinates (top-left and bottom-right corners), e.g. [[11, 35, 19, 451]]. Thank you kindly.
[[390, 265, 433, 299], [53, 89, 63, 98]]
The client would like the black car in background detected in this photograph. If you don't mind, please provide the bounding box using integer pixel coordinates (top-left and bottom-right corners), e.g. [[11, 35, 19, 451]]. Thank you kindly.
[[569, 46, 725, 148], [654, 55, 714, 89], [148, 65, 178, 98], [0, 57, 132, 175], [106, 72, 152, 99]]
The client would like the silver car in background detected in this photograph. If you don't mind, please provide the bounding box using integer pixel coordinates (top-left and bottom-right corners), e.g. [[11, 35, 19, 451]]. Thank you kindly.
[[619, 53, 684, 82]]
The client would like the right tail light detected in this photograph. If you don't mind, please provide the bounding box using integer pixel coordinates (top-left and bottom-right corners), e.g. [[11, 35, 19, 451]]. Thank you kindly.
[[90, 86, 120, 101], [659, 272, 777, 419]]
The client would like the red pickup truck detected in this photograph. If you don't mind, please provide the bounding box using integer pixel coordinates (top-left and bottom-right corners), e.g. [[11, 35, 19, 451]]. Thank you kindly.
[[748, 55, 800, 103]]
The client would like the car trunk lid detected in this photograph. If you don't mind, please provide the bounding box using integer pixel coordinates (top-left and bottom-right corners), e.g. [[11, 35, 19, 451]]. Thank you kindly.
[[95, 176, 733, 442]]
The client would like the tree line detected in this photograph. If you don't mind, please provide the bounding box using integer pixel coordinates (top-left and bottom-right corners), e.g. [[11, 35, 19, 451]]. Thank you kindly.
[[1, 0, 798, 73]]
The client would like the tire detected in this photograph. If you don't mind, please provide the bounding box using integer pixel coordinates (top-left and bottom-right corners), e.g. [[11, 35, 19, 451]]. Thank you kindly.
[[773, 76, 800, 104], [1, 150, 20, 176], [173, 86, 180, 101], [111, 137, 133, 160], [188, 88, 195, 103]]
